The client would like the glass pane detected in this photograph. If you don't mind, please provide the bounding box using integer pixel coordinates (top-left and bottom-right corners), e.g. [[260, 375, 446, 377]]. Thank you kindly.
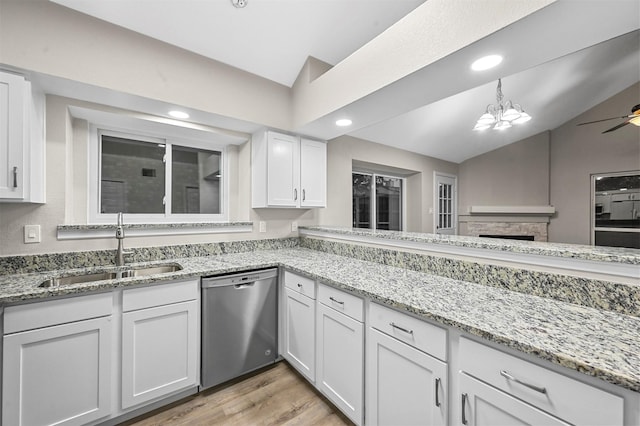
[[101, 135, 165, 214], [593, 173, 640, 248], [376, 176, 402, 231], [352, 173, 371, 228], [172, 146, 222, 214]]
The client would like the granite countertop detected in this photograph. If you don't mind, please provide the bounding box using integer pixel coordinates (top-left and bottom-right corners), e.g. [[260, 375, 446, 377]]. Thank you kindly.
[[301, 226, 640, 265], [1, 247, 638, 393]]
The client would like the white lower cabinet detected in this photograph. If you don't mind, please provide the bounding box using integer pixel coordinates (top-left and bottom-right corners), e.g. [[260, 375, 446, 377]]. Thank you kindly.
[[366, 307, 447, 426], [316, 284, 364, 425], [459, 337, 624, 426], [2, 293, 113, 426], [283, 286, 316, 381], [459, 372, 569, 426], [121, 280, 200, 409], [282, 270, 317, 381], [2, 279, 201, 426]]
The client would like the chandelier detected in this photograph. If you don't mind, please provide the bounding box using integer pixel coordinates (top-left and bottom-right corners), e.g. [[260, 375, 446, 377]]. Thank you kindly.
[[474, 79, 531, 131]]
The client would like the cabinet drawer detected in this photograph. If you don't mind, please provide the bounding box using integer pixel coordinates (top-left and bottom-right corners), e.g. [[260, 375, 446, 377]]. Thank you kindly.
[[123, 279, 199, 312], [284, 270, 316, 299], [317, 282, 363, 322], [4, 292, 112, 334], [459, 337, 624, 426], [369, 302, 447, 361]]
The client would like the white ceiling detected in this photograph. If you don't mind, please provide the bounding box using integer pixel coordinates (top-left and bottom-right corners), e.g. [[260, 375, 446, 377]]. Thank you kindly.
[[48, 0, 640, 163], [51, 0, 426, 88]]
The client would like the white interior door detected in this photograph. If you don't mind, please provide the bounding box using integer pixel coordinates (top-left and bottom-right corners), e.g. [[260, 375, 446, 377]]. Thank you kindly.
[[434, 173, 457, 235]]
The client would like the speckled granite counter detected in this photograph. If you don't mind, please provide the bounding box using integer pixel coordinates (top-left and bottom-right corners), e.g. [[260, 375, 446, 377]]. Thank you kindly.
[[1, 247, 639, 393], [300, 226, 640, 265]]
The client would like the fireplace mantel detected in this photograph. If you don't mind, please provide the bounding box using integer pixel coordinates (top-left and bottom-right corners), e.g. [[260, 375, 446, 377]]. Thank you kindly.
[[468, 205, 555, 216]]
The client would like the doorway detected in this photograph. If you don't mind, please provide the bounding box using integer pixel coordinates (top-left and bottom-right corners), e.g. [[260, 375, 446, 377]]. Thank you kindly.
[[434, 172, 457, 235]]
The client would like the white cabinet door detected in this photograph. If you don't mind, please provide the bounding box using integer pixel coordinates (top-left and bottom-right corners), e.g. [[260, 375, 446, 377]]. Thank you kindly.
[[300, 138, 326, 208], [0, 70, 25, 199], [316, 302, 364, 425], [366, 327, 447, 426], [283, 287, 315, 381], [2, 317, 112, 426], [267, 131, 300, 207], [459, 373, 570, 426], [122, 300, 199, 409]]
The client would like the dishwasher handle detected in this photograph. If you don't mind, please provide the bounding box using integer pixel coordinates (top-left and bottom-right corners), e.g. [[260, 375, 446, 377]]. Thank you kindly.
[[234, 283, 256, 289], [202, 268, 278, 288]]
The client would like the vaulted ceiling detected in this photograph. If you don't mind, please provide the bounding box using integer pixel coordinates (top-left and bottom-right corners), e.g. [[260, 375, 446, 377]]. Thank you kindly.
[[49, 0, 640, 163]]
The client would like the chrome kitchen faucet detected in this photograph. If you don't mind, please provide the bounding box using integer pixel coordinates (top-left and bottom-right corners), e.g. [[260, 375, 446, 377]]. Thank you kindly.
[[115, 212, 132, 266]]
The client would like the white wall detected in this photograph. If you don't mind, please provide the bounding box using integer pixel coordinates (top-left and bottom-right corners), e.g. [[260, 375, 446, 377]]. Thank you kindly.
[[549, 82, 640, 244], [458, 131, 550, 211], [318, 135, 458, 233], [0, 95, 319, 256], [455, 83, 639, 245], [0, 0, 291, 131]]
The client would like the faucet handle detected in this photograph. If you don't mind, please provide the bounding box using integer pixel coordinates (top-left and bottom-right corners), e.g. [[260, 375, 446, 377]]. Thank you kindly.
[[117, 212, 124, 226]]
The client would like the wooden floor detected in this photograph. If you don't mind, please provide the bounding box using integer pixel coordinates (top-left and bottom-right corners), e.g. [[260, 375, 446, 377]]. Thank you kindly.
[[122, 361, 354, 426]]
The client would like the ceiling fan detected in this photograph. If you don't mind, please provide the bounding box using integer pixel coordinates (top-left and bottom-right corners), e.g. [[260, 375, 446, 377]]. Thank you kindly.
[[577, 104, 640, 133]]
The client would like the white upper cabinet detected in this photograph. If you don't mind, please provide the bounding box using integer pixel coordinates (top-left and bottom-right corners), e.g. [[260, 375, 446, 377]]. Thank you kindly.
[[0, 70, 45, 203], [252, 129, 326, 208], [300, 137, 327, 207]]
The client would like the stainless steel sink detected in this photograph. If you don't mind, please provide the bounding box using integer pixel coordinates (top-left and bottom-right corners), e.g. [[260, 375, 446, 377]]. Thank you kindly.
[[39, 272, 117, 288], [121, 264, 183, 277], [38, 264, 183, 288]]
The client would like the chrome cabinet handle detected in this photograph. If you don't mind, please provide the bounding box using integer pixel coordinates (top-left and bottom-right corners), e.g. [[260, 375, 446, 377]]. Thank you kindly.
[[461, 393, 468, 425], [435, 378, 441, 407], [12, 166, 18, 188], [500, 370, 547, 394], [294, 188, 298, 201], [389, 322, 413, 335], [302, 189, 306, 201], [329, 296, 344, 305]]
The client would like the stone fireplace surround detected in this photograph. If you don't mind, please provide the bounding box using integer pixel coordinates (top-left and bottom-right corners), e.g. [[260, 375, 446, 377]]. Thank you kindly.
[[467, 222, 548, 242], [460, 205, 555, 242]]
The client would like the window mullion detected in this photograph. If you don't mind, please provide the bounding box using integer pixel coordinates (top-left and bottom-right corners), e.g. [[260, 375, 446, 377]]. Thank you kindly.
[[164, 143, 172, 218], [370, 174, 376, 230]]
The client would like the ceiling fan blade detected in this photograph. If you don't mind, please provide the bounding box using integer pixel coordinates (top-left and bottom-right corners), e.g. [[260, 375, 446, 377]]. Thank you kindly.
[[577, 115, 630, 126], [602, 120, 631, 134]]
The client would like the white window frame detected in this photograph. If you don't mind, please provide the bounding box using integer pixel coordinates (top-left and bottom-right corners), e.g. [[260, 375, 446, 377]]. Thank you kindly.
[[88, 125, 229, 224], [352, 171, 406, 231]]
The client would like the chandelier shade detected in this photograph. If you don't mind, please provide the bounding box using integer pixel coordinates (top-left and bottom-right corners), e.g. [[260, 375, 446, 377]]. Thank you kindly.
[[474, 79, 531, 131]]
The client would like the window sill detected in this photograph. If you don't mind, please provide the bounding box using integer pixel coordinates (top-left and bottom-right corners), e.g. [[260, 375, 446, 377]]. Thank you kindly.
[[57, 222, 253, 240]]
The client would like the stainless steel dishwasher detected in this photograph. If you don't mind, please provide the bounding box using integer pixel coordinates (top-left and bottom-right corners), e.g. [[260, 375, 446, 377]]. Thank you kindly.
[[201, 268, 278, 389]]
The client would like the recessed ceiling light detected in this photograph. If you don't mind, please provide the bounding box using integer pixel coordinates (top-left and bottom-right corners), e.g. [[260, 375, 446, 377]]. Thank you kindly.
[[168, 110, 189, 119], [471, 55, 503, 71], [336, 119, 352, 127]]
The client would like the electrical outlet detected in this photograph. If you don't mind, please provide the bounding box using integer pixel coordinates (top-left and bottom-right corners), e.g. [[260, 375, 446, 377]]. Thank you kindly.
[[259, 221, 267, 233], [24, 225, 41, 244], [291, 221, 298, 232]]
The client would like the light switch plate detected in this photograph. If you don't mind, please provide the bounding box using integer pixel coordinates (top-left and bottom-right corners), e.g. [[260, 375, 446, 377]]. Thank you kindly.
[[24, 225, 41, 244], [291, 221, 298, 232], [259, 221, 266, 233]]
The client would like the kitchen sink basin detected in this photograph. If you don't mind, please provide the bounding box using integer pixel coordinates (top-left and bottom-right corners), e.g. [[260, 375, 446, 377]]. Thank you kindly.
[[120, 263, 183, 277], [39, 272, 117, 288], [38, 264, 183, 288]]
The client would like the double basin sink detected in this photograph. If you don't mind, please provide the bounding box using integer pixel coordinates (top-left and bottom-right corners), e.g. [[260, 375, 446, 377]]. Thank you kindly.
[[39, 264, 183, 288]]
